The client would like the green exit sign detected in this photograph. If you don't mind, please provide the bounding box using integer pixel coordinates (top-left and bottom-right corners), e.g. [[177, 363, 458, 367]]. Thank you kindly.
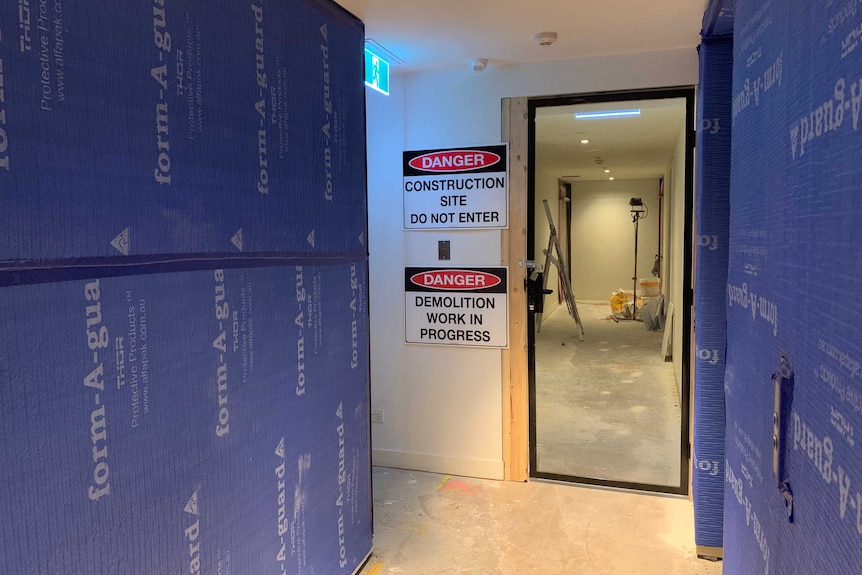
[[364, 48, 390, 96]]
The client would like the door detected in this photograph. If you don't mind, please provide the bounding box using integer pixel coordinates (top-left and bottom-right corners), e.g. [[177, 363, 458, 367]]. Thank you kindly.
[[557, 180, 572, 305], [526, 88, 695, 494]]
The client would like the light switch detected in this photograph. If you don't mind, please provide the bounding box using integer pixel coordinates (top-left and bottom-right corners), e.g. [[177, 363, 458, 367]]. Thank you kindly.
[[438, 240, 451, 260]]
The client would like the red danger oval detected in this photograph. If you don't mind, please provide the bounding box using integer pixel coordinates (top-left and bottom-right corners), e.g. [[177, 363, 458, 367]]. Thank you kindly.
[[410, 270, 501, 290], [408, 150, 501, 173]]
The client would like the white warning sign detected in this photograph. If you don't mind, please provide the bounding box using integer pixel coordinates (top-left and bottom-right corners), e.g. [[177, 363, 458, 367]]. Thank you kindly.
[[405, 267, 508, 348], [403, 145, 508, 229]]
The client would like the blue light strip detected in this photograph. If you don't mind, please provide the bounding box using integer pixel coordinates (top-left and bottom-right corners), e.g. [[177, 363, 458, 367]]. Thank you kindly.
[[575, 109, 641, 119]]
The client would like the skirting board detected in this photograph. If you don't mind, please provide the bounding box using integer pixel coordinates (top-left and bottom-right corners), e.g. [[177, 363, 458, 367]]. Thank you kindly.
[[696, 546, 724, 560], [373, 449, 505, 480]]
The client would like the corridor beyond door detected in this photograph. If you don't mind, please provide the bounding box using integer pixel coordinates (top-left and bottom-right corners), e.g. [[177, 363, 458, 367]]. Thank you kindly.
[[527, 89, 694, 494]]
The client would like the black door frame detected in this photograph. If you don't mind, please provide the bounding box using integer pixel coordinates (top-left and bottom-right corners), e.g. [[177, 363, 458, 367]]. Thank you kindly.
[[527, 87, 696, 495]]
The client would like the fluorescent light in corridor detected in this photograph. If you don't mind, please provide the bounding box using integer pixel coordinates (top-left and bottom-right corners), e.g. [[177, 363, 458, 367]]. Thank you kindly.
[[575, 109, 641, 119]]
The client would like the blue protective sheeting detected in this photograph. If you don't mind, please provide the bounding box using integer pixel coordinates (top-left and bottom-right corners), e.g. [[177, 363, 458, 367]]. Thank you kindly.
[[0, 263, 371, 573], [0, 0, 372, 572], [0, 0, 366, 263], [724, 1, 862, 573], [693, 36, 732, 551]]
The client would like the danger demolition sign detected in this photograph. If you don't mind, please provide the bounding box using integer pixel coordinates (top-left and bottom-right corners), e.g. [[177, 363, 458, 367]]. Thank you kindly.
[[405, 267, 508, 348], [403, 145, 508, 229]]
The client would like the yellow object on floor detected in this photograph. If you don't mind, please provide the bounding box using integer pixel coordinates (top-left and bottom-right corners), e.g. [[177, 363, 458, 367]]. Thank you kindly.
[[610, 290, 642, 312]]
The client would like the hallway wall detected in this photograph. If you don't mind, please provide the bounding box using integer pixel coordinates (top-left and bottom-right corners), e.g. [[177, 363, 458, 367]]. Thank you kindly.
[[666, 124, 688, 399], [692, 34, 733, 551], [722, 1, 862, 572], [366, 49, 698, 478], [568, 178, 661, 301]]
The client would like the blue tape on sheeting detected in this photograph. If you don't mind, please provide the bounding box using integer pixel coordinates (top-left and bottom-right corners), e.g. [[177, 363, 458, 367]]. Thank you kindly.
[[693, 36, 733, 551], [0, 251, 365, 288], [0, 0, 367, 264], [724, 1, 862, 573], [0, 263, 371, 573]]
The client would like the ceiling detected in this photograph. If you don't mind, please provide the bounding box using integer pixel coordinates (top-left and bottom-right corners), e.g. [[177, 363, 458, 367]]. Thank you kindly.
[[334, 0, 703, 183], [537, 99, 688, 182], [334, 0, 707, 74]]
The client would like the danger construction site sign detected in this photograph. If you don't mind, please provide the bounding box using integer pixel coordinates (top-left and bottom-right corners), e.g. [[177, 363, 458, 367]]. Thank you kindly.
[[403, 144, 508, 229], [405, 267, 508, 348]]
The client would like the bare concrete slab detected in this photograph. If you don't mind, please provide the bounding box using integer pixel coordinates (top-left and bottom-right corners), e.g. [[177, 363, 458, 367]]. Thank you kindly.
[[359, 467, 722, 575], [535, 302, 681, 487]]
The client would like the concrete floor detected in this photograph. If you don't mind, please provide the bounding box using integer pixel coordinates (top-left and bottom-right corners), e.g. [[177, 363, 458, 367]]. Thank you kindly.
[[535, 302, 681, 487], [358, 467, 722, 575]]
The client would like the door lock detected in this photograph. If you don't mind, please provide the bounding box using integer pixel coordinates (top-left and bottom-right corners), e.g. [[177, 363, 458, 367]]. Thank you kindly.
[[526, 271, 553, 313]]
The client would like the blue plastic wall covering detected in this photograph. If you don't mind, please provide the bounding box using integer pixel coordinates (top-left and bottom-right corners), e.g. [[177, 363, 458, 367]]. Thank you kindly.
[[693, 36, 733, 551], [0, 0, 372, 573], [724, 1, 862, 573], [0, 263, 371, 573], [0, 0, 367, 264]]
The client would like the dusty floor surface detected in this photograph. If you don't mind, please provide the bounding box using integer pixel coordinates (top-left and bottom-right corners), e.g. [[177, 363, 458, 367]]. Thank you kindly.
[[535, 302, 681, 487], [358, 467, 723, 575]]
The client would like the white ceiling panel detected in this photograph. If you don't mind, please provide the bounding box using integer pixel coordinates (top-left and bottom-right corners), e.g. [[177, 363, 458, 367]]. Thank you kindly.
[[336, 0, 706, 73]]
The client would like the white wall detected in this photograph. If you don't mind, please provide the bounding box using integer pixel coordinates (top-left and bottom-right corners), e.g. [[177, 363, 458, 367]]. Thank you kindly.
[[568, 179, 661, 301], [365, 76, 404, 448], [367, 48, 698, 480], [367, 75, 505, 479], [666, 124, 688, 399]]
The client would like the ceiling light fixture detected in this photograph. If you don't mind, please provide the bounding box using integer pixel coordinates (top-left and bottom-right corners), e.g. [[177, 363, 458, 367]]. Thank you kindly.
[[533, 31, 558, 46], [609, 177, 615, 181], [575, 109, 641, 119], [604, 168, 611, 173], [471, 58, 488, 73], [580, 139, 590, 144]]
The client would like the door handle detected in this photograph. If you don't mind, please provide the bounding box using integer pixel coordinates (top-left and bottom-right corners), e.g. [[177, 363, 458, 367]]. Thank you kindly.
[[773, 353, 795, 521], [526, 272, 553, 313]]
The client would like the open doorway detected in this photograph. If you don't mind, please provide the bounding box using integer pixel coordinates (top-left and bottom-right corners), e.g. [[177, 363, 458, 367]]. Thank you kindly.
[[526, 89, 694, 494]]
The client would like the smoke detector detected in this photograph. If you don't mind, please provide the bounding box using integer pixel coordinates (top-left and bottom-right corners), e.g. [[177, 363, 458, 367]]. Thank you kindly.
[[471, 58, 488, 73], [534, 31, 558, 47]]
